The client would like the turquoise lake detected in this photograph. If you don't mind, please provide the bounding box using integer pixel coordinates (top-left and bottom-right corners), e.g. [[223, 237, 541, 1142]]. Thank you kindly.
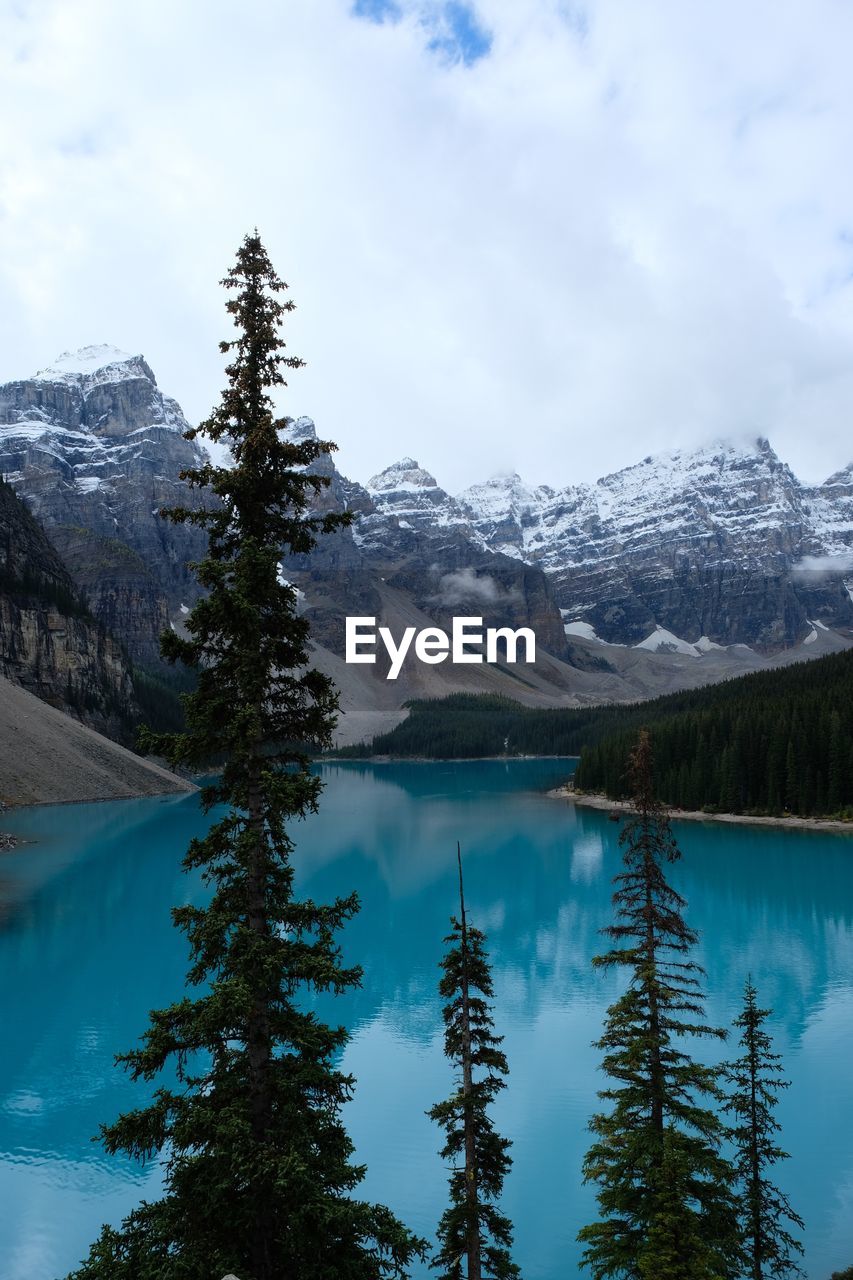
[[1, 759, 852, 1279]]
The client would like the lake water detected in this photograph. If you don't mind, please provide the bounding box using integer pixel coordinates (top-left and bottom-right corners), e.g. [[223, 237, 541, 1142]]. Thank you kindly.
[[1, 760, 852, 1279]]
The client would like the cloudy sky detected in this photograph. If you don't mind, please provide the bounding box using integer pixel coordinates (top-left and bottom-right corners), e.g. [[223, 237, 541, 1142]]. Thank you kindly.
[[2, 0, 853, 492]]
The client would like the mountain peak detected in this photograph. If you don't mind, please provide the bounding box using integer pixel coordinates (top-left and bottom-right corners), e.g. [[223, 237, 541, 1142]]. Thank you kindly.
[[31, 346, 160, 395], [368, 458, 440, 492], [282, 415, 317, 443], [822, 460, 853, 488], [34, 345, 140, 379], [598, 436, 781, 486]]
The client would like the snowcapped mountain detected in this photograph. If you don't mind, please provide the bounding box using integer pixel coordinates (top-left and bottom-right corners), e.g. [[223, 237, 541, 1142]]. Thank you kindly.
[[283, 429, 570, 663], [801, 461, 853, 562], [454, 440, 802, 567], [0, 345, 208, 660], [360, 458, 476, 544], [380, 437, 853, 649], [3, 345, 851, 680], [358, 436, 853, 651]]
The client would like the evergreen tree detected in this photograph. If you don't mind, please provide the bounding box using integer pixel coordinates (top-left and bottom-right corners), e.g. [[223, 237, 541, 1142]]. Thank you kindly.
[[68, 233, 424, 1280], [578, 729, 741, 1280], [827, 709, 843, 813], [428, 845, 519, 1280], [723, 978, 805, 1280]]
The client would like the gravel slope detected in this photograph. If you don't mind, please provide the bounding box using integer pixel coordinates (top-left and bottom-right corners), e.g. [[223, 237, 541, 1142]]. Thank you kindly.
[[0, 675, 196, 806]]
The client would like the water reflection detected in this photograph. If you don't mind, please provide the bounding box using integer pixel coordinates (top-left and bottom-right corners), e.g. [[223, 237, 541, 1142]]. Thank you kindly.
[[1, 760, 851, 1278]]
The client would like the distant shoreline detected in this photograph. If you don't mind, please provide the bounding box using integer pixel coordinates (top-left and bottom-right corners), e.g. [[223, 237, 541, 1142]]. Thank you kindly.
[[551, 788, 853, 834], [324, 754, 580, 764]]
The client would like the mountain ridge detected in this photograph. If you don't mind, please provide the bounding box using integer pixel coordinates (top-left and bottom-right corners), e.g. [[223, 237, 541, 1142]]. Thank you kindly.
[[367, 435, 853, 649], [0, 345, 210, 662], [2, 346, 851, 747]]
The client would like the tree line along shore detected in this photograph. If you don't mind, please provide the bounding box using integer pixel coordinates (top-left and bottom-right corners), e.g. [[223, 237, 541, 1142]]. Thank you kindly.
[[336, 649, 853, 822]]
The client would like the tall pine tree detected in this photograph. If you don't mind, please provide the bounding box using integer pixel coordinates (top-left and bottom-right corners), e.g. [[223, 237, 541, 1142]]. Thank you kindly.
[[68, 233, 424, 1280], [723, 978, 805, 1280], [428, 846, 519, 1280], [578, 729, 741, 1280]]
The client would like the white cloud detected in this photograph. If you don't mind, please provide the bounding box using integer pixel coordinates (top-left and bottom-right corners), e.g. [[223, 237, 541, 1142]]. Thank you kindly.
[[792, 553, 853, 575], [434, 567, 518, 606], [2, 0, 853, 493]]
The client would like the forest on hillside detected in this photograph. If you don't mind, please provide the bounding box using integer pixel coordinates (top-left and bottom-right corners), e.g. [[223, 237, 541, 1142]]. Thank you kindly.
[[336, 691, 611, 759], [337, 650, 853, 818], [573, 648, 853, 818]]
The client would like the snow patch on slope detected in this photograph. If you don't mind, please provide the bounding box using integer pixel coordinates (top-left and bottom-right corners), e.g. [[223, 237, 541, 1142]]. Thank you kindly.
[[563, 620, 600, 641], [635, 627, 701, 658], [695, 635, 727, 653]]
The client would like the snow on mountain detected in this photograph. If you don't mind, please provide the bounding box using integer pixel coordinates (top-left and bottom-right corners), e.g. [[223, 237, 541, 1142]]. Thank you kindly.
[[461, 438, 805, 570], [801, 460, 853, 558], [281, 415, 319, 446], [2, 346, 190, 461], [4, 344, 853, 657], [366, 458, 479, 539], [563, 616, 746, 657], [448, 436, 853, 648], [0, 347, 209, 660], [695, 635, 728, 653], [362, 435, 853, 649], [634, 627, 702, 657], [456, 472, 544, 559], [34, 344, 138, 381], [561, 618, 601, 642]]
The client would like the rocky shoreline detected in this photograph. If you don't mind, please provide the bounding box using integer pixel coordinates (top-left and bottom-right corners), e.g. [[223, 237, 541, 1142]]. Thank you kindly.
[[550, 788, 853, 834], [0, 802, 17, 850]]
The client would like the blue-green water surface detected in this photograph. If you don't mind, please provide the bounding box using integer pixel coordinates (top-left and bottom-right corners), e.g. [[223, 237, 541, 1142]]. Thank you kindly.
[[1, 760, 852, 1278]]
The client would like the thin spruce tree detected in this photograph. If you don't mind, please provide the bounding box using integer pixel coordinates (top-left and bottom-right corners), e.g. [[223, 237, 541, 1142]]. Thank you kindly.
[[578, 728, 741, 1280], [428, 845, 520, 1280], [723, 977, 805, 1280], [68, 232, 424, 1280]]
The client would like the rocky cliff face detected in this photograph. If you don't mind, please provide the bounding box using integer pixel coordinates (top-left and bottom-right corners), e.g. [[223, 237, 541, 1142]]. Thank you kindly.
[[0, 476, 137, 737], [363, 457, 568, 654], [280, 431, 570, 662], [0, 345, 208, 663], [3, 345, 851, 667], [452, 438, 853, 650]]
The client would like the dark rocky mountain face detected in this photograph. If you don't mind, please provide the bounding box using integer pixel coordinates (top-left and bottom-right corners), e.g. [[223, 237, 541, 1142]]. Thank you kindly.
[[453, 439, 853, 650], [281, 434, 571, 663], [0, 475, 137, 737], [0, 346, 208, 663], [2, 346, 851, 683]]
